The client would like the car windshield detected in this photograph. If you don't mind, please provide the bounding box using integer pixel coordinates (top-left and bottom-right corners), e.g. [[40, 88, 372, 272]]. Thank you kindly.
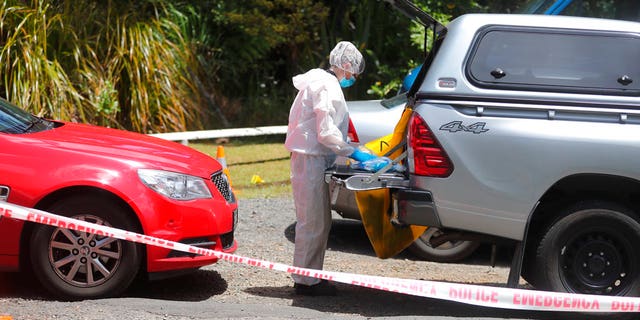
[[521, 0, 640, 21], [0, 99, 53, 134]]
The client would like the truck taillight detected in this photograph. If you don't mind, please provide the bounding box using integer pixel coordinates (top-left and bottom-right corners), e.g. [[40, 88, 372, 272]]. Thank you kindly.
[[409, 113, 453, 177], [347, 118, 359, 143]]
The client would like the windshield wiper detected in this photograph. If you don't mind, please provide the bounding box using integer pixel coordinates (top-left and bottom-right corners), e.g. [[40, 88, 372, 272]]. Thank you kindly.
[[23, 117, 44, 133]]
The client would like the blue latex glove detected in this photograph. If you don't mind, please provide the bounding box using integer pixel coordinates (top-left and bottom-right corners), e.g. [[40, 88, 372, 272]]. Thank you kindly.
[[361, 157, 392, 172], [349, 149, 377, 162]]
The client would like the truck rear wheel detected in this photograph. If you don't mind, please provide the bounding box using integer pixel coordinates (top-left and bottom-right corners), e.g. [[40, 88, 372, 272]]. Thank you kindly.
[[535, 202, 640, 296]]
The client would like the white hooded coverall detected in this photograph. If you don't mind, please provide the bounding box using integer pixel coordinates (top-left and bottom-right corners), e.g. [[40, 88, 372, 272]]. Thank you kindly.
[[285, 68, 355, 285]]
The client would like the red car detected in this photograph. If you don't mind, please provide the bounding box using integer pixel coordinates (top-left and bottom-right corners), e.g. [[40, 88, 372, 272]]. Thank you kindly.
[[0, 98, 237, 300]]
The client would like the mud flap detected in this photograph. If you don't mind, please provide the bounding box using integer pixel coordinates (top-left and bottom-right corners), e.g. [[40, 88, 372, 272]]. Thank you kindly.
[[355, 107, 428, 259], [355, 189, 427, 258]]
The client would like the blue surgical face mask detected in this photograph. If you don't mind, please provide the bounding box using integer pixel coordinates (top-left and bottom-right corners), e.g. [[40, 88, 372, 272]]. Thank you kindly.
[[339, 77, 356, 88]]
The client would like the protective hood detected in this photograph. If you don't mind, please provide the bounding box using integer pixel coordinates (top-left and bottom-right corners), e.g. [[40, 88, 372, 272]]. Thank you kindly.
[[292, 68, 336, 92], [285, 68, 352, 157]]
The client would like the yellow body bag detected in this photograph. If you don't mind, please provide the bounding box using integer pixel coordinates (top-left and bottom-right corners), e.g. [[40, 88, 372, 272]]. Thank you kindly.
[[355, 107, 428, 259]]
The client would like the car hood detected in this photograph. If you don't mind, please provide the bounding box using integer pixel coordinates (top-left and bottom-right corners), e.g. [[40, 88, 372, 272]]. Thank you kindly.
[[31, 122, 221, 178]]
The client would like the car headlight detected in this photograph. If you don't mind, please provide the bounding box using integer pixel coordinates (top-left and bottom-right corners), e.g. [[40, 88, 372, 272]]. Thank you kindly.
[[138, 169, 212, 200]]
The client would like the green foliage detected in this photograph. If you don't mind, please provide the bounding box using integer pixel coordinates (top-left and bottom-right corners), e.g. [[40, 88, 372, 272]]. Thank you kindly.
[[0, 0, 540, 132], [69, 1, 206, 133], [0, 1, 84, 120], [93, 80, 120, 124], [479, 0, 532, 13], [204, 0, 330, 127], [0, 0, 204, 132], [553, 0, 636, 19], [322, 0, 422, 100], [368, 78, 403, 98]]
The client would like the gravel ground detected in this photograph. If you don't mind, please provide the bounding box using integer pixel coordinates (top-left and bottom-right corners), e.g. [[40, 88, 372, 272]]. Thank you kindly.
[[0, 197, 594, 319]]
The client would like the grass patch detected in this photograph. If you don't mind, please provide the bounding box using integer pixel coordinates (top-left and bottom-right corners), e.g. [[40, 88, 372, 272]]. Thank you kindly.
[[191, 138, 291, 199]]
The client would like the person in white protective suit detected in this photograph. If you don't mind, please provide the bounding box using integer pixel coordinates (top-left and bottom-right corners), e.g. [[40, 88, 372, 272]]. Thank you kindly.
[[285, 41, 387, 296]]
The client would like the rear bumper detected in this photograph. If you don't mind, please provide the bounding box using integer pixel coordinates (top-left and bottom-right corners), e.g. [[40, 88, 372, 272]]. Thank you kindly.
[[392, 189, 441, 227], [326, 165, 442, 228]]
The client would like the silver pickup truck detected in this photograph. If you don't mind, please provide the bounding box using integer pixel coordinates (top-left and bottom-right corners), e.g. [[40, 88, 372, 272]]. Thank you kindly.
[[329, 0, 640, 297]]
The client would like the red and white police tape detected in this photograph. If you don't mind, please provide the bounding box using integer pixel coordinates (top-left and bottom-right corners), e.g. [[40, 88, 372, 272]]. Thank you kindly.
[[2, 201, 640, 313]]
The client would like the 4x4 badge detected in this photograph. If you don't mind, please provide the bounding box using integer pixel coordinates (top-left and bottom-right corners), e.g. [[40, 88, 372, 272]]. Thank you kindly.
[[439, 121, 489, 134]]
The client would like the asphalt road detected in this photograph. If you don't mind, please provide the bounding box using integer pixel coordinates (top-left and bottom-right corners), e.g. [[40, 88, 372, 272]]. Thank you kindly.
[[0, 197, 631, 320]]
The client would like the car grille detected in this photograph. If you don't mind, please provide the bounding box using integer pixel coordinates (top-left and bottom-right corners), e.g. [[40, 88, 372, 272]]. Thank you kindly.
[[211, 171, 234, 202], [167, 237, 216, 258], [165, 232, 234, 258]]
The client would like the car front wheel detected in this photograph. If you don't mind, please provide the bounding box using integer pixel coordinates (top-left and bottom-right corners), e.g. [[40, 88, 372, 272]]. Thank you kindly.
[[30, 196, 142, 300], [535, 201, 640, 296]]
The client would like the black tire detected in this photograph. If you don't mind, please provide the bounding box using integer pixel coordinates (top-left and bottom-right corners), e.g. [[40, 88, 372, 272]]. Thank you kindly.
[[534, 201, 640, 296], [30, 195, 142, 300], [407, 227, 480, 263]]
